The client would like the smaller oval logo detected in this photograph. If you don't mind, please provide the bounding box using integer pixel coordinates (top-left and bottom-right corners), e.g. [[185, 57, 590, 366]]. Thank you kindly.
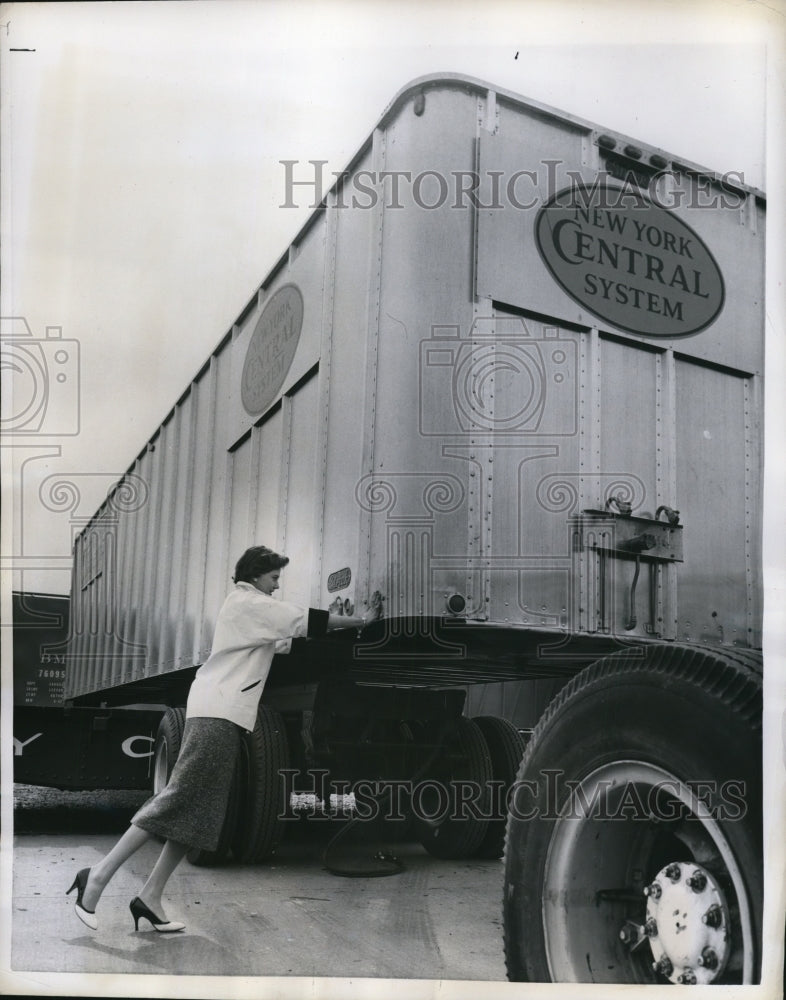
[[327, 567, 352, 593], [241, 284, 304, 415], [535, 182, 724, 338]]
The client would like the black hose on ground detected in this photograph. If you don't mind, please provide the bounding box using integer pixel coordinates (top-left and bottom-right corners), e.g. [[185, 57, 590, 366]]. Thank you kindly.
[[321, 727, 448, 878]]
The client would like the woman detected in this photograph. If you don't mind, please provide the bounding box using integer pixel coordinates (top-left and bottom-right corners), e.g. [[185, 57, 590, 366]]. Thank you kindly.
[[67, 545, 366, 932]]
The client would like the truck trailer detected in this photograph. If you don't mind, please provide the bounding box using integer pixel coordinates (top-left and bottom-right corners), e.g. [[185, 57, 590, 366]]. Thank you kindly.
[[46, 75, 764, 985]]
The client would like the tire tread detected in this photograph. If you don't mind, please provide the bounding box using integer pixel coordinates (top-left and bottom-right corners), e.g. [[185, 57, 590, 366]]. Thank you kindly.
[[473, 716, 527, 860], [502, 642, 763, 983], [234, 704, 290, 863]]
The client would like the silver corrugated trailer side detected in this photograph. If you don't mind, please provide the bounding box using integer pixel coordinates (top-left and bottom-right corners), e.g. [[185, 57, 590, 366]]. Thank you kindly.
[[64, 75, 764, 986], [68, 75, 763, 696]]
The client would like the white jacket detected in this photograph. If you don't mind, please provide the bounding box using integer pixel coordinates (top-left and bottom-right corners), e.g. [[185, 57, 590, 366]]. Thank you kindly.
[[186, 583, 326, 731]]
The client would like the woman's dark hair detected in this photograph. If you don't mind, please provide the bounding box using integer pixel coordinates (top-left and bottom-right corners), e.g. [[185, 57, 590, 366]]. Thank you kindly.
[[233, 546, 289, 584]]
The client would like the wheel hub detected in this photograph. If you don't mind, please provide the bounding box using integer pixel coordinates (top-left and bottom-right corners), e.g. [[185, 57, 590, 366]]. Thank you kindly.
[[643, 862, 730, 984]]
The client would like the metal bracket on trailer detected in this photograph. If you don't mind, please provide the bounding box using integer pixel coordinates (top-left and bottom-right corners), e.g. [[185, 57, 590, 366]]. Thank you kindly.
[[580, 508, 683, 563]]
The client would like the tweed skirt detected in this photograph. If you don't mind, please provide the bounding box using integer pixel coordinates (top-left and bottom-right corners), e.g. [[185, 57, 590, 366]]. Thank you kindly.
[[132, 717, 242, 852]]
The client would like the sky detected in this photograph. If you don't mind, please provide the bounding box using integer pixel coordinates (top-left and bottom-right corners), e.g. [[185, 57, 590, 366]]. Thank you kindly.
[[0, 0, 782, 603]]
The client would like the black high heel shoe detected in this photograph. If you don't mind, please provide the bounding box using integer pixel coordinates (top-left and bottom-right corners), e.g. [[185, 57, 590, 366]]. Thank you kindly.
[[129, 896, 185, 933], [66, 868, 97, 930]]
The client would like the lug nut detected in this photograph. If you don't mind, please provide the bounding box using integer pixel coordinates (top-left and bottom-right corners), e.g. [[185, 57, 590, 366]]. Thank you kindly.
[[686, 870, 707, 893], [619, 924, 639, 945], [698, 947, 718, 971], [652, 956, 674, 978], [644, 881, 662, 900], [677, 970, 697, 985], [644, 917, 658, 938], [664, 863, 681, 882], [702, 904, 723, 929]]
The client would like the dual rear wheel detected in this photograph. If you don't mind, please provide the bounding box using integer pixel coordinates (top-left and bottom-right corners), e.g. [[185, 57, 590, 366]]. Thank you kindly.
[[411, 714, 527, 861], [152, 707, 529, 865], [152, 704, 290, 866]]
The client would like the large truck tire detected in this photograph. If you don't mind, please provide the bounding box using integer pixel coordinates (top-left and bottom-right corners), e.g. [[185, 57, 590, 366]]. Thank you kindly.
[[413, 716, 493, 860], [233, 704, 290, 863], [152, 707, 186, 795], [472, 716, 528, 860], [503, 644, 762, 986]]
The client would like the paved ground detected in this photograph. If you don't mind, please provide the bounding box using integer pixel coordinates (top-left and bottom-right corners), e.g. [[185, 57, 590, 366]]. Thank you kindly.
[[9, 786, 508, 985]]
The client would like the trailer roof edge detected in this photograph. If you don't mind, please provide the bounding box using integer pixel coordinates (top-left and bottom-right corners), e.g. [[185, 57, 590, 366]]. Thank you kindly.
[[379, 72, 766, 200], [89, 71, 765, 538]]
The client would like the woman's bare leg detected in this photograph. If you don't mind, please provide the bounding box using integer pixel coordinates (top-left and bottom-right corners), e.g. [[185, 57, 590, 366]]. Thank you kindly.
[[136, 839, 189, 919], [82, 824, 151, 910]]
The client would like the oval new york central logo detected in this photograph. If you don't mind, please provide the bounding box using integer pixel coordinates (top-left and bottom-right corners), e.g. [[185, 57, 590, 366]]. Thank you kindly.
[[534, 182, 725, 337], [241, 284, 304, 415]]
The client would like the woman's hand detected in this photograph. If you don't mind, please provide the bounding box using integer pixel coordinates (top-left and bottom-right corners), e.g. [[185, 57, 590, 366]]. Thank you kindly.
[[326, 594, 383, 633]]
